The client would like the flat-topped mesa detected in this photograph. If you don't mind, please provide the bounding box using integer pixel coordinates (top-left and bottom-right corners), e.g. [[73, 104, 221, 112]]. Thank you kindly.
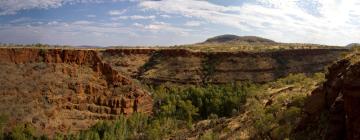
[[0, 48, 152, 135]]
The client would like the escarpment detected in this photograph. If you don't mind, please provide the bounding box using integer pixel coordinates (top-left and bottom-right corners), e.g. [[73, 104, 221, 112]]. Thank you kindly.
[[102, 48, 347, 85], [0, 48, 152, 135], [300, 53, 360, 140]]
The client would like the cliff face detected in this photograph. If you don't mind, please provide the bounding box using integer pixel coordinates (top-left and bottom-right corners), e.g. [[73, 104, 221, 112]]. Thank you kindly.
[[0, 48, 152, 135], [301, 53, 360, 140], [102, 49, 347, 85]]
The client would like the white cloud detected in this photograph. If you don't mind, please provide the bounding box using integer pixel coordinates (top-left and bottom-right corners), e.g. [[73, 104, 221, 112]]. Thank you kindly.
[[73, 20, 92, 25], [87, 14, 96, 18], [10, 17, 32, 23], [140, 22, 190, 36], [131, 15, 155, 20], [160, 14, 171, 18], [139, 0, 360, 45], [0, 20, 137, 45], [47, 21, 59, 25], [0, 0, 106, 16], [111, 16, 128, 20], [0, 20, 195, 46], [133, 22, 144, 27], [184, 21, 202, 27], [2, 0, 359, 46], [111, 15, 156, 20], [108, 9, 127, 16]]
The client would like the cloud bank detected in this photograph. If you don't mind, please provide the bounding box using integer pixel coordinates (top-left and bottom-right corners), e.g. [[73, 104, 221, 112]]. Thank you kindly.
[[139, 0, 360, 45], [1, 0, 359, 46]]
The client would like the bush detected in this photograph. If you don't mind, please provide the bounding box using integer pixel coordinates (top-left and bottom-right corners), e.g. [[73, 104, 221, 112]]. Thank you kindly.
[[0, 115, 6, 140], [151, 83, 256, 121], [6, 123, 36, 140], [145, 117, 178, 140], [199, 130, 219, 140]]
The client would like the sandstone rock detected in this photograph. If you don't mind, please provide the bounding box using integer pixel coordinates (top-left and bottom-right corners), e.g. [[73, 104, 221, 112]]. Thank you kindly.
[[0, 48, 153, 136], [300, 53, 360, 140]]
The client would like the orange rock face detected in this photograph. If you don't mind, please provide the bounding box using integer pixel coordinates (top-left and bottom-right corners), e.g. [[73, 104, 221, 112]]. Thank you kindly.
[[0, 48, 152, 136], [301, 53, 360, 140]]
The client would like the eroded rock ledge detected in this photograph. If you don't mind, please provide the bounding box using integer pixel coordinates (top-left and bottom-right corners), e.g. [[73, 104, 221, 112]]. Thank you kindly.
[[0, 48, 152, 135], [102, 48, 347, 85], [302, 53, 360, 140]]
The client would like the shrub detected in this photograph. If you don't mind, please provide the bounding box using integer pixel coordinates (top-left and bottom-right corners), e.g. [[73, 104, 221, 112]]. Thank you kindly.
[[5, 123, 36, 140], [199, 130, 219, 140], [0, 115, 7, 140], [151, 83, 255, 121]]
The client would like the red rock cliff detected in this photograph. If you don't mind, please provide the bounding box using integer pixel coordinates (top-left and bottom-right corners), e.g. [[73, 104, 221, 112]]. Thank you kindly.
[[301, 53, 360, 140], [0, 48, 152, 135]]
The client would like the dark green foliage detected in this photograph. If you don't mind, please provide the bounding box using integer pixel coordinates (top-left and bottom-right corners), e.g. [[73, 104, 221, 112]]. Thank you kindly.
[[151, 83, 256, 121], [202, 56, 218, 77], [66, 83, 255, 140], [145, 117, 178, 140], [248, 73, 324, 139], [74, 113, 177, 140], [77, 113, 143, 140], [0, 115, 6, 140], [3, 123, 37, 140], [39, 49, 47, 56], [199, 130, 219, 140]]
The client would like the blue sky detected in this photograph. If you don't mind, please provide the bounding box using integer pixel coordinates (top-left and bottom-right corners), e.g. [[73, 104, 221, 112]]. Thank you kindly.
[[0, 0, 359, 46]]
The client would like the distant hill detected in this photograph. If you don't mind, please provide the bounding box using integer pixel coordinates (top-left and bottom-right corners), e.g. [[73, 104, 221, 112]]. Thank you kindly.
[[203, 34, 276, 44], [346, 43, 360, 48], [179, 34, 341, 52]]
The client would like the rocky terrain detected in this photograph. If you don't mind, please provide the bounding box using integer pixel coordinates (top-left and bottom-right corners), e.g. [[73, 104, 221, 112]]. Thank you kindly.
[[0, 48, 152, 136], [103, 48, 347, 85], [0, 36, 353, 139], [300, 52, 360, 140]]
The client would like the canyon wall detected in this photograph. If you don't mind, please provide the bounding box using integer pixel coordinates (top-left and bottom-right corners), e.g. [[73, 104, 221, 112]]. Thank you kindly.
[[302, 53, 360, 140], [0, 48, 152, 135], [102, 48, 347, 85], [0, 47, 348, 136]]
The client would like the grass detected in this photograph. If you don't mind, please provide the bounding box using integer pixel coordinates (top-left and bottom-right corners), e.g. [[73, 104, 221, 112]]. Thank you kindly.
[[175, 42, 342, 52]]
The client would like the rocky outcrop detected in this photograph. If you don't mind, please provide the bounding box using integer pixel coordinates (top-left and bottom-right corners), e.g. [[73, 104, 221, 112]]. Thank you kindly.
[[301, 53, 360, 140], [0, 48, 152, 135]]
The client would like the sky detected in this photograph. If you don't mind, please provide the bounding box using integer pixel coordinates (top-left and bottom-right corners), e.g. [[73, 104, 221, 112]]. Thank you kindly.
[[0, 0, 359, 46]]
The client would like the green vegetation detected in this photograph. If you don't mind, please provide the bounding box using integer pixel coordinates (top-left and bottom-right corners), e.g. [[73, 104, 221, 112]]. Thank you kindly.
[[247, 73, 324, 139], [0, 115, 6, 140], [175, 43, 341, 52], [202, 56, 219, 78], [151, 83, 256, 121], [0, 73, 326, 140]]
